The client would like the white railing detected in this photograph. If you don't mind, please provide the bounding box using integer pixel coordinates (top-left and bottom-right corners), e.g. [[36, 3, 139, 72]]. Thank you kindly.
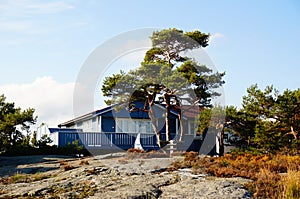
[[56, 131, 158, 148]]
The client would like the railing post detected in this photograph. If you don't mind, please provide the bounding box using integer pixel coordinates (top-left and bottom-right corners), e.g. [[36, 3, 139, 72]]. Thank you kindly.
[[167, 140, 177, 156]]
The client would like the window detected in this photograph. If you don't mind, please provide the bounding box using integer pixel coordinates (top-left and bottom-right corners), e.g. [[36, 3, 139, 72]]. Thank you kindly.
[[83, 120, 92, 130], [77, 122, 83, 128], [188, 121, 196, 135], [116, 119, 154, 134], [117, 120, 123, 132], [123, 120, 128, 132]]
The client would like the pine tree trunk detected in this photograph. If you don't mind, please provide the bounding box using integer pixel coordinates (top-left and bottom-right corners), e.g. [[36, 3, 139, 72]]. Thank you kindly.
[[166, 106, 170, 141], [147, 94, 162, 148], [148, 105, 162, 148], [178, 109, 184, 142], [164, 93, 171, 141]]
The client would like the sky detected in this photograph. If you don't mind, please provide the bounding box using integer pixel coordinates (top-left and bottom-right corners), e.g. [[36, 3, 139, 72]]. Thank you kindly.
[[0, 0, 299, 127]]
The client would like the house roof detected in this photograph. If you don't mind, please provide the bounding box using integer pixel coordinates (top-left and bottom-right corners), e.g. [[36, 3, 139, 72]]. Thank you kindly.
[[49, 128, 83, 133], [58, 106, 114, 127]]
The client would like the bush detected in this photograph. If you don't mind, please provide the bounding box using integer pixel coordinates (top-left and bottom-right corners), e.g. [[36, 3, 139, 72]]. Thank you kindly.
[[126, 148, 168, 159], [169, 151, 300, 198], [62, 164, 75, 171], [79, 160, 89, 165], [37, 134, 53, 148], [127, 148, 145, 153], [2, 139, 90, 156]]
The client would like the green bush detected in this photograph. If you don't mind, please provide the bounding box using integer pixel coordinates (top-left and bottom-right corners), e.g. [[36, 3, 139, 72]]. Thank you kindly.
[[2, 143, 90, 156]]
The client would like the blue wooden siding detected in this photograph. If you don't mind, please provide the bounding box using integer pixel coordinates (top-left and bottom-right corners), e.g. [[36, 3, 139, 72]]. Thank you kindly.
[[58, 132, 82, 146], [101, 117, 115, 132]]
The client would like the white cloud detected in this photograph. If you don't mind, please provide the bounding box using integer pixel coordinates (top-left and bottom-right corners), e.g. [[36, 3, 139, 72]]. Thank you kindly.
[[0, 0, 74, 16], [26, 1, 74, 14], [0, 0, 75, 35], [0, 21, 33, 32], [0, 77, 75, 127]]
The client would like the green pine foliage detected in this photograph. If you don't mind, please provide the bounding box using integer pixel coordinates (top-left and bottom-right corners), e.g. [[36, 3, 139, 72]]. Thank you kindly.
[[226, 85, 300, 151], [0, 94, 36, 152]]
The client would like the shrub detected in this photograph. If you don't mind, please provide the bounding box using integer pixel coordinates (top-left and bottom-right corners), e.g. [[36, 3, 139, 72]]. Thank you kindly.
[[61, 163, 75, 171], [79, 159, 89, 165], [127, 148, 145, 153], [250, 168, 281, 198], [2, 144, 90, 156], [62, 164, 75, 171], [169, 151, 300, 198], [126, 148, 168, 159], [87, 168, 97, 175], [62, 140, 86, 155], [37, 134, 53, 148], [279, 170, 300, 199]]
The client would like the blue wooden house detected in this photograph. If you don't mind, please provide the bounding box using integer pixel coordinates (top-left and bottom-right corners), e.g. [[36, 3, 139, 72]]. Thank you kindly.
[[37, 102, 220, 155]]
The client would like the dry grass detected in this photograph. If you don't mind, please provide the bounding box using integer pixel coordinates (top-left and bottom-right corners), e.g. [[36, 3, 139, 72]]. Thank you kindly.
[[59, 160, 76, 171], [0, 172, 55, 185], [87, 168, 97, 175], [250, 168, 281, 198], [79, 159, 89, 165], [45, 180, 97, 198], [279, 170, 300, 199], [126, 148, 168, 159], [62, 164, 75, 171], [169, 151, 300, 198], [127, 148, 145, 153]]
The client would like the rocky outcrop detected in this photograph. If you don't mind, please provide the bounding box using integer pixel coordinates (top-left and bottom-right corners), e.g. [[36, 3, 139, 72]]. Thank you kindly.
[[0, 154, 252, 198]]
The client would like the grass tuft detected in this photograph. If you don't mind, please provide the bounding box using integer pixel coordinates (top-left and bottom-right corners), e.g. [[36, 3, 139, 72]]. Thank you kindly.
[[79, 159, 89, 166], [62, 164, 75, 171], [279, 170, 300, 199]]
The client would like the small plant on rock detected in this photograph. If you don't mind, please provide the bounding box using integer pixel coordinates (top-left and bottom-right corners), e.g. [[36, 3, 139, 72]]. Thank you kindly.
[[79, 160, 89, 165]]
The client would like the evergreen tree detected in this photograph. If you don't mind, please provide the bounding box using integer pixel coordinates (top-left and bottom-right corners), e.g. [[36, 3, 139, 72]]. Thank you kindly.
[[226, 85, 300, 151], [0, 94, 36, 152], [102, 28, 225, 147]]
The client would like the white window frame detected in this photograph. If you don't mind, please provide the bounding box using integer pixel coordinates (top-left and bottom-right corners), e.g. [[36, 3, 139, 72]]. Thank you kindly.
[[188, 120, 197, 136], [116, 118, 154, 134]]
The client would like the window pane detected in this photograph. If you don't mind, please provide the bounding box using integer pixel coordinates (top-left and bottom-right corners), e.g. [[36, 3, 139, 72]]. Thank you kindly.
[[124, 120, 128, 132], [117, 120, 122, 132]]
